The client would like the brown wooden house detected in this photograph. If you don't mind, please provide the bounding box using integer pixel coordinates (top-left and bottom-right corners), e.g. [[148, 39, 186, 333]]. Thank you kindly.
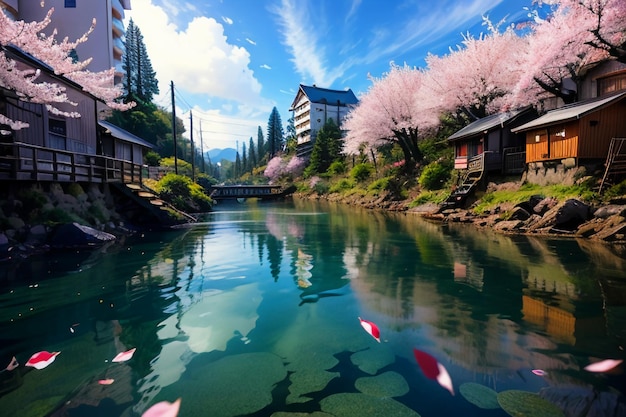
[[448, 106, 536, 174], [511, 91, 626, 165], [0, 45, 153, 184]]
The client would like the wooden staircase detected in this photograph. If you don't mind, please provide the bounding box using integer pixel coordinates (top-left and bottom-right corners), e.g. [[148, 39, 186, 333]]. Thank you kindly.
[[599, 138, 626, 193], [113, 182, 197, 226], [441, 153, 486, 210]]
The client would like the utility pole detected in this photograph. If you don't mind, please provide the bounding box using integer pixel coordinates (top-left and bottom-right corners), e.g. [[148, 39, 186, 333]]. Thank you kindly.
[[190, 110, 195, 182], [171, 80, 178, 174], [199, 120, 206, 173]]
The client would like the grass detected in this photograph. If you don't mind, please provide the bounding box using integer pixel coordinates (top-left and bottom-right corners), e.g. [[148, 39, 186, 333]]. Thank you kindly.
[[471, 183, 599, 214]]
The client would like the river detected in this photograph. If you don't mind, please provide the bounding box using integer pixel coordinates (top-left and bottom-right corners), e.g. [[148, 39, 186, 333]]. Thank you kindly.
[[0, 199, 625, 417]]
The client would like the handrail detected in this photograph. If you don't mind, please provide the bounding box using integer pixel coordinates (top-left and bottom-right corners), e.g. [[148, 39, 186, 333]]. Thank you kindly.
[[0, 141, 144, 184]]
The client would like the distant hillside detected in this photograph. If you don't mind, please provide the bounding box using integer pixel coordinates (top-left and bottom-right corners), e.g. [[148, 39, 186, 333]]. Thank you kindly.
[[207, 148, 236, 162]]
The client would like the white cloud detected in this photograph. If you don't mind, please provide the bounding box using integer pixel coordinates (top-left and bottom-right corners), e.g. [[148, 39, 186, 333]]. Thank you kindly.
[[221, 16, 233, 25], [260, 64, 271, 70], [271, 0, 348, 87], [245, 38, 256, 45], [128, 0, 272, 149]]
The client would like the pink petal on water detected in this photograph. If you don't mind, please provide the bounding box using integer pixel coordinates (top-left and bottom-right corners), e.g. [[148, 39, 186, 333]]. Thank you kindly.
[[358, 317, 381, 342], [584, 359, 623, 373], [142, 398, 181, 417], [5, 356, 19, 371], [532, 369, 547, 376], [412, 348, 440, 379], [112, 347, 136, 363], [436, 362, 454, 395], [25, 351, 60, 370], [98, 379, 115, 385]]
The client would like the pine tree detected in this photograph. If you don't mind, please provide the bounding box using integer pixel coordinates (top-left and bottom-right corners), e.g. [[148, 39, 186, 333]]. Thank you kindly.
[[267, 107, 284, 159], [257, 126, 266, 163], [248, 136, 257, 170], [241, 142, 248, 173], [306, 119, 343, 175], [123, 19, 159, 102]]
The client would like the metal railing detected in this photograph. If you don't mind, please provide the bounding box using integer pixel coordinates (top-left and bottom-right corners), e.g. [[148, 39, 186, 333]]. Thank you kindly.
[[0, 141, 144, 184]]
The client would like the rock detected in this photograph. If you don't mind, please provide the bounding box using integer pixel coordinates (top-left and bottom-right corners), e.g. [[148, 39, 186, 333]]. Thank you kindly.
[[25, 224, 48, 245], [494, 220, 522, 231], [576, 220, 602, 238], [553, 199, 591, 231], [50, 222, 116, 249], [593, 222, 626, 241], [509, 206, 531, 221], [533, 197, 558, 215], [593, 205, 626, 219]]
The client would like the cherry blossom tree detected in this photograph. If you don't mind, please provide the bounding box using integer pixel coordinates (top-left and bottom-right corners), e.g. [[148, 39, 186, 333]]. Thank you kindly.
[[510, 0, 625, 106], [0, 6, 132, 130], [343, 63, 437, 170], [422, 20, 526, 120]]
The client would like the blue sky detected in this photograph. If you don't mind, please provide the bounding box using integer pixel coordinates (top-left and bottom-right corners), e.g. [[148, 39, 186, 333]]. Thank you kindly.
[[126, 0, 536, 152]]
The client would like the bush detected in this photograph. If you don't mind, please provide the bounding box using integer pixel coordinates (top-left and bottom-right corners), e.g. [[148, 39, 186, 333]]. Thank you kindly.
[[327, 160, 346, 175], [155, 173, 213, 212], [66, 183, 85, 197], [144, 151, 161, 166], [418, 162, 450, 190], [329, 178, 355, 193], [367, 177, 391, 195], [350, 163, 373, 182]]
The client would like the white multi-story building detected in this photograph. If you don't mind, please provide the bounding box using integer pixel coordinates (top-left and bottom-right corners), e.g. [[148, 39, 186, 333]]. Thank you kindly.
[[2, 0, 131, 84], [289, 84, 358, 147]]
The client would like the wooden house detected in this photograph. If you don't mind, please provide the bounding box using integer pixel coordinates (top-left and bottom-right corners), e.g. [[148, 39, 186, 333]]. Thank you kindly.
[[448, 106, 536, 175], [0, 45, 153, 184], [511, 91, 626, 165]]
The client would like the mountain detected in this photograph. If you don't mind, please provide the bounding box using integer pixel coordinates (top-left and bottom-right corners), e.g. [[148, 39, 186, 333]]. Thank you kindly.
[[207, 148, 237, 162]]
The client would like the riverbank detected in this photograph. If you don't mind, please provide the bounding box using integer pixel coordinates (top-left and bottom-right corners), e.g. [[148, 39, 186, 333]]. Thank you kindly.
[[293, 181, 626, 247]]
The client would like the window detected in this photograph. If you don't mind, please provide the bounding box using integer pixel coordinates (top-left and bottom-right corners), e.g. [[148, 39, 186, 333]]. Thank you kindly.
[[65, 0, 76, 7], [48, 119, 67, 150], [598, 72, 626, 96], [456, 143, 467, 157]]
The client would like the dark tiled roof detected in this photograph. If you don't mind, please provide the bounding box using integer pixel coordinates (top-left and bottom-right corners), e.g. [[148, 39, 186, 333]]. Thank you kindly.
[[448, 108, 533, 142], [99, 120, 154, 148], [512, 91, 626, 133], [298, 84, 358, 106]]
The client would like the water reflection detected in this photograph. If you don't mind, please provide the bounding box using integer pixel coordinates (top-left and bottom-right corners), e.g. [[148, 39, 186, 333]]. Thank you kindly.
[[0, 200, 624, 416]]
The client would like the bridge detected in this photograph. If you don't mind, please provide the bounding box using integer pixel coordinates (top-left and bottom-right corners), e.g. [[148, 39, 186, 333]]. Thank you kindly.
[[208, 184, 293, 201]]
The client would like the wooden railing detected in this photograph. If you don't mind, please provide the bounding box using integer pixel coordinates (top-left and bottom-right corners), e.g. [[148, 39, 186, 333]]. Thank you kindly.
[[502, 146, 526, 174], [0, 142, 144, 184]]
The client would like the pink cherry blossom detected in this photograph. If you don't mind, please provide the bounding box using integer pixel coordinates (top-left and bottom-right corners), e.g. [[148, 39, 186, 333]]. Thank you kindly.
[[358, 317, 381, 343], [112, 347, 136, 363], [25, 351, 60, 370]]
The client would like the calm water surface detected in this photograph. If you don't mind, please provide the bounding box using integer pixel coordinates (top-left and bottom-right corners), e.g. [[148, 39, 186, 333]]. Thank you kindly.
[[1, 199, 625, 417]]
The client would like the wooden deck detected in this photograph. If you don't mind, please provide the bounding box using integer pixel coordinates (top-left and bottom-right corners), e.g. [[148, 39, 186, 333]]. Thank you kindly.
[[0, 142, 144, 183]]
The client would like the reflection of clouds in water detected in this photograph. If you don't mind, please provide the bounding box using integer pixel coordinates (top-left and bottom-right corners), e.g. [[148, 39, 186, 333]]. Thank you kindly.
[[134, 283, 261, 414]]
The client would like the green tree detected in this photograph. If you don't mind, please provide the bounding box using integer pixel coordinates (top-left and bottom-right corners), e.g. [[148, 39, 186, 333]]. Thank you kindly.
[[123, 19, 159, 102], [248, 137, 257, 170], [305, 119, 343, 176], [267, 107, 284, 158], [241, 142, 248, 173], [285, 116, 297, 152], [257, 126, 266, 163]]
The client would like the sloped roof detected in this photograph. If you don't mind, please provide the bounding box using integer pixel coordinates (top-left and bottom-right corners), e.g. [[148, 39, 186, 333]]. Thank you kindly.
[[448, 107, 533, 142], [511, 91, 626, 133], [290, 84, 358, 109], [99, 120, 154, 149]]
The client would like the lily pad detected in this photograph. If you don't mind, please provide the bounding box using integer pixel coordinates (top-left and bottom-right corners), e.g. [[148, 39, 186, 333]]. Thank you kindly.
[[287, 369, 339, 404], [350, 347, 395, 375], [156, 352, 287, 417], [459, 382, 500, 409], [497, 390, 565, 417], [321, 393, 421, 417], [355, 371, 409, 398]]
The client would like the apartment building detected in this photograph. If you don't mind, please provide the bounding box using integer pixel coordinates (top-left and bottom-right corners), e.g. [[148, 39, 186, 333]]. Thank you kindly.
[[2, 0, 131, 84], [289, 84, 358, 150]]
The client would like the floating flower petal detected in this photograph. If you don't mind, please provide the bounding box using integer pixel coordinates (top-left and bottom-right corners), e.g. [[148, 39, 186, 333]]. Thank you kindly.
[[98, 379, 115, 385], [25, 351, 60, 370], [358, 317, 380, 343], [112, 347, 136, 363], [532, 369, 547, 376], [436, 362, 454, 395], [5, 356, 19, 371], [142, 398, 181, 417], [413, 348, 454, 395], [584, 359, 623, 373]]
